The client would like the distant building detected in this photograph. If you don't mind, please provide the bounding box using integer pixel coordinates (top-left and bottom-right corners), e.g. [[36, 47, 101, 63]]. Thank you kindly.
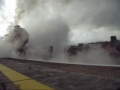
[[65, 36, 120, 56], [107, 36, 120, 55], [111, 36, 117, 42]]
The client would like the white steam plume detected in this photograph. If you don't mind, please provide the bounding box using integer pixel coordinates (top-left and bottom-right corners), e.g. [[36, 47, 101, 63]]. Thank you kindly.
[[12, 0, 120, 65], [0, 0, 119, 66]]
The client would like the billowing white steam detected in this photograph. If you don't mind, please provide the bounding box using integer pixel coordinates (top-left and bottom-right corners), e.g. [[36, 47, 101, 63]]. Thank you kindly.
[[0, 0, 120, 65]]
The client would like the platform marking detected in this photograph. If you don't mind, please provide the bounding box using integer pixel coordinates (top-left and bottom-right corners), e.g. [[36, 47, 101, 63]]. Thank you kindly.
[[0, 64, 54, 90]]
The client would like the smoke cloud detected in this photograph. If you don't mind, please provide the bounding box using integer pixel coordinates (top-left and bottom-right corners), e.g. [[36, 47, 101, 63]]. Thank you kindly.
[[0, 0, 120, 65], [51, 45, 117, 65], [15, 0, 120, 43]]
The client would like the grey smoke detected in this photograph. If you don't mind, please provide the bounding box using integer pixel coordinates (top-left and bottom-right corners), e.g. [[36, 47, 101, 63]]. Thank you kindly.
[[0, 0, 4, 8], [0, 0, 120, 65], [51, 45, 116, 65], [15, 0, 120, 43], [15, 0, 70, 58], [25, 17, 69, 59], [14, 0, 120, 65], [0, 0, 4, 22]]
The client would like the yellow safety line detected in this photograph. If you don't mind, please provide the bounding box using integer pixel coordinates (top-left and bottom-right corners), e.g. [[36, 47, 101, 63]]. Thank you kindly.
[[0, 64, 54, 90]]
